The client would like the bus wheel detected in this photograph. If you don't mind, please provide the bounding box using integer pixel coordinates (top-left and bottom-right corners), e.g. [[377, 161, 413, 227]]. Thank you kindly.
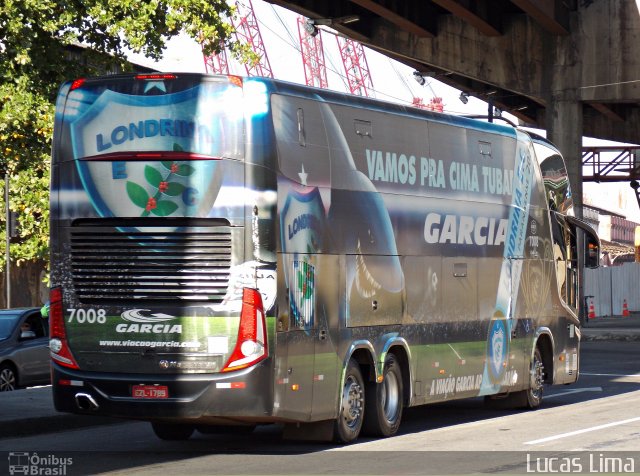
[[333, 358, 365, 443], [151, 422, 194, 440], [363, 353, 403, 437], [484, 346, 546, 410], [526, 347, 545, 409]]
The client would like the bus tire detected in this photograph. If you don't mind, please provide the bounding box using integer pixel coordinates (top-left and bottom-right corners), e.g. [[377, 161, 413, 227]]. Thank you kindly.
[[485, 346, 545, 410], [333, 358, 365, 444], [524, 346, 545, 409], [363, 353, 403, 437], [151, 422, 194, 440]]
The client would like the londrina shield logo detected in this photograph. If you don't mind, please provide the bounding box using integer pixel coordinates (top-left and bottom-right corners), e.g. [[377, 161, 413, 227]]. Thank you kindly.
[[280, 187, 326, 329], [291, 260, 315, 329], [69, 88, 227, 221], [487, 317, 509, 384]]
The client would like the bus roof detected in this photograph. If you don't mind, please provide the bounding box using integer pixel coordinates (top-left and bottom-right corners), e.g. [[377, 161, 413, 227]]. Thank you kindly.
[[64, 72, 519, 140]]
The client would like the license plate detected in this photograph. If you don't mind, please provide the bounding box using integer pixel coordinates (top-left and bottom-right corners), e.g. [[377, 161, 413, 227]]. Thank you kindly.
[[132, 385, 169, 399]]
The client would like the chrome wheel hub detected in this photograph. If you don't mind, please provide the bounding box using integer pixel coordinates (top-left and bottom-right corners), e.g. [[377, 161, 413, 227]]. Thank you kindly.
[[341, 376, 363, 428], [530, 358, 544, 400]]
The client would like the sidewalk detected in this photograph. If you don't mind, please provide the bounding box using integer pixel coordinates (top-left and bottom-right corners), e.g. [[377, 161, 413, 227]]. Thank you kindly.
[[1, 315, 640, 440], [580, 311, 640, 341]]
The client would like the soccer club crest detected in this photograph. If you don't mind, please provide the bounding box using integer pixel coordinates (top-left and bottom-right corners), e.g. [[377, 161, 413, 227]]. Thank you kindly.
[[75, 159, 222, 221], [280, 187, 326, 257], [290, 260, 316, 329], [487, 318, 509, 385], [280, 187, 326, 330], [69, 89, 224, 222]]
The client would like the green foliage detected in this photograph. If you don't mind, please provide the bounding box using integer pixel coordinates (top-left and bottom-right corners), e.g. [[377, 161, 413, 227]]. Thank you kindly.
[[0, 0, 253, 270], [0, 163, 49, 268]]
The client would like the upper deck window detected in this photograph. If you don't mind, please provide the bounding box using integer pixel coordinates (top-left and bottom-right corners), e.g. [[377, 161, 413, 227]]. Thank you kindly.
[[57, 76, 244, 163], [532, 141, 573, 214]]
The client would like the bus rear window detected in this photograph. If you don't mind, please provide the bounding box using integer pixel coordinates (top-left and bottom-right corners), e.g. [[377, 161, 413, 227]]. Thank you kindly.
[[55, 75, 244, 162]]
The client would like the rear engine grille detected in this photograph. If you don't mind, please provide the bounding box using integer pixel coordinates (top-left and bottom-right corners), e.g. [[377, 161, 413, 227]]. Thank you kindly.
[[70, 219, 233, 304]]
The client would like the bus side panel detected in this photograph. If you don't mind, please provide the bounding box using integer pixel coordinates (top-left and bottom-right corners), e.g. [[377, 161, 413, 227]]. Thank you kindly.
[[318, 101, 534, 401], [269, 86, 581, 418]]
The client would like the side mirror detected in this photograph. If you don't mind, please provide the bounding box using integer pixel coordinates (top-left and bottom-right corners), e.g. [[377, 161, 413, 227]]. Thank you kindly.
[[564, 215, 600, 269], [585, 232, 600, 269]]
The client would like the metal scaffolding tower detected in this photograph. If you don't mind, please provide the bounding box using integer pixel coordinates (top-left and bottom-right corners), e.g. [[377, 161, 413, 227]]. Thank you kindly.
[[233, 0, 273, 78], [203, 42, 230, 75], [336, 37, 373, 97], [297, 17, 328, 89]]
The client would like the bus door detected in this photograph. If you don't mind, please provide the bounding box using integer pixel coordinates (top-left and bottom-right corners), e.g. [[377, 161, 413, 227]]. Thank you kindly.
[[278, 256, 338, 421]]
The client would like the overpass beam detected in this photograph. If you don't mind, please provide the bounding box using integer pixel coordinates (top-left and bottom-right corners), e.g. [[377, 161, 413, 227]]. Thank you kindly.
[[509, 0, 570, 35], [349, 0, 437, 38], [431, 0, 502, 36], [587, 103, 626, 124]]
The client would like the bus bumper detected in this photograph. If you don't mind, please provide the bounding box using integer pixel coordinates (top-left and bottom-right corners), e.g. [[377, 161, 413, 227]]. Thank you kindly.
[[51, 361, 274, 422]]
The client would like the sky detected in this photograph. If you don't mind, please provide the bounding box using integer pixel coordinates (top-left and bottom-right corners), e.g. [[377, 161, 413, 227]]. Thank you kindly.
[[126, 0, 492, 116], [127, 0, 640, 224]]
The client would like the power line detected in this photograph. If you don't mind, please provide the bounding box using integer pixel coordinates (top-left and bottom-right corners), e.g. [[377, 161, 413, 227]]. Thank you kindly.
[[389, 59, 412, 95], [580, 79, 640, 89], [268, 5, 297, 47]]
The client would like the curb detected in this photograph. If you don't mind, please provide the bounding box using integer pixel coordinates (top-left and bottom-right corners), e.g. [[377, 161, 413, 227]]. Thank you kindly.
[[582, 333, 640, 342]]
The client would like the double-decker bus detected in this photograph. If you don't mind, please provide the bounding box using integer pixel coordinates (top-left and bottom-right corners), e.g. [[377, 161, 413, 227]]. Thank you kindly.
[[49, 73, 599, 442]]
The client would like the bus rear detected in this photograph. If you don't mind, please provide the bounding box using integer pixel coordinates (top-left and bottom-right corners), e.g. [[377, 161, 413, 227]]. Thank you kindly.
[[49, 73, 278, 435]]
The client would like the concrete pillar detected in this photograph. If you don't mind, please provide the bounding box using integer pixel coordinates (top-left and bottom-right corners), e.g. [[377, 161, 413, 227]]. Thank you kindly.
[[546, 97, 586, 323], [546, 98, 583, 218]]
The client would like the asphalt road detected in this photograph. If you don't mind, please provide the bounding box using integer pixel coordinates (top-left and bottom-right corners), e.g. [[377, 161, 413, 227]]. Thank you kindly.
[[1, 341, 639, 475]]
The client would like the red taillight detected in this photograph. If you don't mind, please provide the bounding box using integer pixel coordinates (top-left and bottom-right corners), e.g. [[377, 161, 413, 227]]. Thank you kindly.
[[228, 75, 243, 88], [49, 287, 79, 369], [70, 78, 86, 90], [135, 73, 177, 80], [49, 287, 64, 338], [222, 288, 268, 373]]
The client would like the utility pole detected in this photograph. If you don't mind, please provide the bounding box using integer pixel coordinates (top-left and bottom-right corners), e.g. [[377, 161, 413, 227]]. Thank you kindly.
[[4, 173, 10, 308]]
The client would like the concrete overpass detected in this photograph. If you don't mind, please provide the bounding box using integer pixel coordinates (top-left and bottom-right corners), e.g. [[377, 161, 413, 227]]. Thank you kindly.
[[266, 0, 640, 214]]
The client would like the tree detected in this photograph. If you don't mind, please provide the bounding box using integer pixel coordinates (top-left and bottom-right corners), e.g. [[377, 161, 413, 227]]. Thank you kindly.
[[0, 0, 253, 269]]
